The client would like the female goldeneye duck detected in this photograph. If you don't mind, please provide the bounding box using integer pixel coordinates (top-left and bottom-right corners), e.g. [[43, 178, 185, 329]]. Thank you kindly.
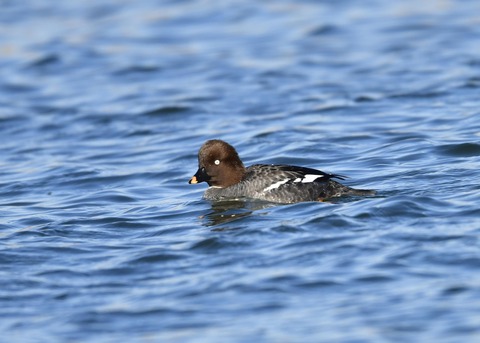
[[189, 139, 375, 204]]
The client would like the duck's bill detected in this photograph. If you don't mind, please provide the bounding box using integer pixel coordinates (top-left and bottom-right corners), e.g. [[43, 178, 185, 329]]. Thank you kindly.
[[188, 167, 210, 184]]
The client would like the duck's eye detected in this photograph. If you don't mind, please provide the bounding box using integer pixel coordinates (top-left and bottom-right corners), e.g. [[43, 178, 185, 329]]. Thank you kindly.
[[214, 159, 220, 165]]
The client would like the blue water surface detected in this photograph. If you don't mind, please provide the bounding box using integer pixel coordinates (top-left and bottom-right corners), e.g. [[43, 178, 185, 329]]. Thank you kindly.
[[1, 0, 480, 342]]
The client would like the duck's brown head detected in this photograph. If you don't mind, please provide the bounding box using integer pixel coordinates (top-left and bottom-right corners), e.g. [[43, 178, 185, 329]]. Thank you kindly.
[[189, 140, 246, 188]]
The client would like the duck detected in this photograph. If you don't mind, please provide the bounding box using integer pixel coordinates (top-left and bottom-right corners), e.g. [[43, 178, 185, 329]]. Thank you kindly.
[[189, 139, 375, 203]]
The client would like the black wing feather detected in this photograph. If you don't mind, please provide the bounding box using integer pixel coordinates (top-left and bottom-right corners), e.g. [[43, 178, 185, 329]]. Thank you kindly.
[[276, 165, 347, 181]]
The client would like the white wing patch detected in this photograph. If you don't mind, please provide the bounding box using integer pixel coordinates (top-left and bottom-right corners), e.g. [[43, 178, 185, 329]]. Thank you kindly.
[[264, 174, 326, 192], [263, 179, 290, 192], [294, 174, 325, 183]]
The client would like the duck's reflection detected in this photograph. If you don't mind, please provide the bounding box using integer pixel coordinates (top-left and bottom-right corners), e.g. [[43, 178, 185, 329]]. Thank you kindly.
[[199, 194, 376, 229], [201, 198, 276, 227]]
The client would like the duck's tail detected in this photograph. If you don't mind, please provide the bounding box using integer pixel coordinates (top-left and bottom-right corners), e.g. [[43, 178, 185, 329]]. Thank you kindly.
[[328, 180, 376, 198]]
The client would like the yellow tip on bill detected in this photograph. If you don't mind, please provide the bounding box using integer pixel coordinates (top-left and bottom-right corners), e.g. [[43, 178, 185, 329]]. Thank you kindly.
[[189, 176, 198, 184]]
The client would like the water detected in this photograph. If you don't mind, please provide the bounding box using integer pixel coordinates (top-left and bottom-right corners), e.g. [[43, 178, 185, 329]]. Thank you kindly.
[[1, 0, 480, 342]]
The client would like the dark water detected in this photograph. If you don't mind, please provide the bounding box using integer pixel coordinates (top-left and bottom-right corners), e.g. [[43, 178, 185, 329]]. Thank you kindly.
[[1, 0, 480, 342]]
